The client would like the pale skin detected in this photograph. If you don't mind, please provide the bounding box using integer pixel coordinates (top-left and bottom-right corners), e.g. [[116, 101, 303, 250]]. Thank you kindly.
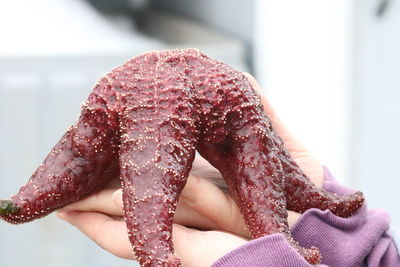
[[57, 74, 324, 267]]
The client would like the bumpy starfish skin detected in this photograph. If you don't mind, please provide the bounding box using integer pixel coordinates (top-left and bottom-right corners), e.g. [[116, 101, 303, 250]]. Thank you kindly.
[[0, 49, 364, 266], [0, 99, 121, 223]]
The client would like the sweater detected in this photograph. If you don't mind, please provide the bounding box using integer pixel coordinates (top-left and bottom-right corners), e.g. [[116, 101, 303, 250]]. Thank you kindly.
[[212, 168, 400, 267]]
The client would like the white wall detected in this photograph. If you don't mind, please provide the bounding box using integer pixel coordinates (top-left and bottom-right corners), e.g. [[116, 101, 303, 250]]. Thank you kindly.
[[354, 0, 400, 226], [254, 0, 400, 227], [254, 0, 354, 184], [0, 56, 140, 267]]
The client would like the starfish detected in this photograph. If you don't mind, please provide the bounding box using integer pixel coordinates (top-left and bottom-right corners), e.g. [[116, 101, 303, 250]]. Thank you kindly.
[[0, 49, 364, 266]]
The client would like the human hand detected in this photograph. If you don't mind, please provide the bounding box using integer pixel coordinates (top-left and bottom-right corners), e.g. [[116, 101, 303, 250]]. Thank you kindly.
[[57, 171, 303, 267], [244, 73, 324, 188], [57, 74, 323, 266], [191, 73, 324, 189], [58, 173, 249, 266]]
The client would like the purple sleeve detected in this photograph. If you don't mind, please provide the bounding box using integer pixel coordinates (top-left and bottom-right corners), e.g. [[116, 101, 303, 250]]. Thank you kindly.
[[212, 167, 400, 267]]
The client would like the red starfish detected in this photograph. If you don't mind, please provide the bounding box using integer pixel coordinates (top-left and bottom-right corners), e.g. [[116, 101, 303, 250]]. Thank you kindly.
[[0, 49, 363, 266]]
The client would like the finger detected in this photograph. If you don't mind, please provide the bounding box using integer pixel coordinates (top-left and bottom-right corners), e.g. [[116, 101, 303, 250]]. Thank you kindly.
[[113, 185, 301, 234], [112, 189, 123, 209], [244, 72, 314, 159], [177, 174, 250, 238], [57, 211, 133, 260], [191, 155, 227, 191], [244, 72, 320, 161], [112, 185, 238, 237], [59, 188, 123, 216], [104, 176, 122, 189], [243, 72, 300, 146], [172, 224, 247, 267], [244, 72, 323, 185], [175, 199, 220, 230], [112, 175, 301, 233], [191, 154, 221, 180], [288, 211, 302, 228]]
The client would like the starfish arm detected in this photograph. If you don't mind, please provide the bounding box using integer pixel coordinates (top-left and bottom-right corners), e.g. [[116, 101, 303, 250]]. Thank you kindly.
[[281, 157, 364, 217], [119, 116, 196, 266], [0, 93, 120, 224], [200, 123, 322, 265], [265, 131, 364, 217], [116, 60, 199, 265], [195, 71, 322, 264]]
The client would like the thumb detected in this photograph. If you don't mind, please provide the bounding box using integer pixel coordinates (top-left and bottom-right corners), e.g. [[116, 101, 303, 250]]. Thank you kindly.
[[172, 224, 247, 267]]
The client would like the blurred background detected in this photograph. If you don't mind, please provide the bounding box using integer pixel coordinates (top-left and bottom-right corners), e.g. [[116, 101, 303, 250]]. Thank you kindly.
[[0, 0, 399, 266]]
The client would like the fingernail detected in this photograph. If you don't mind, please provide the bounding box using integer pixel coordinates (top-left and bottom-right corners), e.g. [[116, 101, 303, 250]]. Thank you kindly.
[[112, 189, 123, 209], [56, 211, 68, 220], [56, 210, 76, 222]]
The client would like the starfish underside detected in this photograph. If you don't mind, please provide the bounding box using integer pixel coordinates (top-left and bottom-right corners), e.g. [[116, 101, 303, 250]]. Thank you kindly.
[[0, 49, 364, 266]]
